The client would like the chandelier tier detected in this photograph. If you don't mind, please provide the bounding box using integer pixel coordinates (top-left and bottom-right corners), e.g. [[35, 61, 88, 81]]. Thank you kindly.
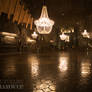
[[34, 6, 54, 34]]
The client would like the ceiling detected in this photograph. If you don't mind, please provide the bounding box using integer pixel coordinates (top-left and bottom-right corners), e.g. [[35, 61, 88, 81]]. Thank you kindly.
[[22, 0, 92, 27]]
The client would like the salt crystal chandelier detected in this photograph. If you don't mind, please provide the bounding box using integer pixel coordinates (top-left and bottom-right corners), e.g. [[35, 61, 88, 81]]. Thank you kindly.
[[31, 32, 38, 39], [60, 33, 67, 41], [34, 5, 54, 34], [82, 29, 89, 38], [60, 33, 70, 42]]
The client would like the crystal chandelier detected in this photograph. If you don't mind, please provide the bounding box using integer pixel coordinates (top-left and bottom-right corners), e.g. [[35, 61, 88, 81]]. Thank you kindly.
[[82, 30, 89, 38], [60, 33, 70, 42], [34, 6, 54, 34], [31, 32, 38, 39], [60, 33, 67, 41]]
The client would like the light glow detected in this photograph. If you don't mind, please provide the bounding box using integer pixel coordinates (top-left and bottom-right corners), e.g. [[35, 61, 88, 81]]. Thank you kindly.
[[33, 79, 56, 92], [1, 32, 17, 37], [50, 40, 54, 43], [60, 33, 70, 42], [59, 57, 68, 72], [28, 55, 39, 77], [82, 30, 90, 38], [60, 33, 67, 41], [81, 62, 91, 78], [34, 6, 54, 34], [3, 36, 16, 43], [31, 32, 38, 39], [5, 36, 15, 39], [27, 37, 36, 43]]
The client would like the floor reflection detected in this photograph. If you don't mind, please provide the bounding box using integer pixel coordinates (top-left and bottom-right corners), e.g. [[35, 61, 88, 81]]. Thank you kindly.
[[59, 56, 68, 72], [28, 54, 56, 92], [80, 57, 91, 85], [58, 52, 69, 80], [28, 55, 39, 78], [0, 51, 92, 92], [81, 62, 91, 78], [3, 57, 16, 76], [33, 79, 56, 92]]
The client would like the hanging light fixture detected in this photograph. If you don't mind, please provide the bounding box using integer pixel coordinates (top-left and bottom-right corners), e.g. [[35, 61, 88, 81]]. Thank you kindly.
[[31, 32, 38, 39], [60, 33, 70, 42], [34, 1, 54, 34], [82, 29, 89, 38], [60, 33, 67, 41]]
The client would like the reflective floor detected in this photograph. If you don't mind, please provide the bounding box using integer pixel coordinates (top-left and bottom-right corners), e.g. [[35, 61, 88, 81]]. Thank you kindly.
[[0, 50, 92, 92]]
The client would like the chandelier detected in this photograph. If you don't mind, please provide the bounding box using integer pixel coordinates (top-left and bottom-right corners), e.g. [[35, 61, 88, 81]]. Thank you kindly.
[[31, 32, 38, 39], [60, 33, 70, 42], [82, 30, 89, 38], [34, 6, 54, 34], [60, 33, 67, 41]]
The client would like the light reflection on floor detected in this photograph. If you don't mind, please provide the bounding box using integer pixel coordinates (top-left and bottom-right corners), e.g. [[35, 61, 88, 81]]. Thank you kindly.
[[58, 54, 69, 72], [0, 51, 92, 92], [28, 55, 39, 78], [28, 54, 56, 92], [3, 57, 16, 76], [80, 57, 91, 85], [81, 62, 91, 78], [33, 79, 56, 92]]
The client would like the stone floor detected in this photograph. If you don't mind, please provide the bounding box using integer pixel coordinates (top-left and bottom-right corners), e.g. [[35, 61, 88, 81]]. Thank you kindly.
[[0, 49, 92, 92]]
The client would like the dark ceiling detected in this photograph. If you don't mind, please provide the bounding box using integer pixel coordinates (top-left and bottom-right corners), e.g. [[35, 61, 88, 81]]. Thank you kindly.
[[22, 0, 92, 26]]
